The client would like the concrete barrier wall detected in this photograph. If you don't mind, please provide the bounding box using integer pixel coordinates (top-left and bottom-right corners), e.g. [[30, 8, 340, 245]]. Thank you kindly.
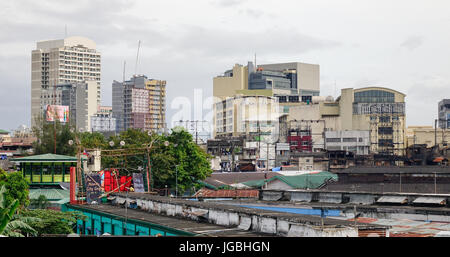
[[347, 194, 376, 205], [290, 192, 313, 202], [112, 194, 359, 237]]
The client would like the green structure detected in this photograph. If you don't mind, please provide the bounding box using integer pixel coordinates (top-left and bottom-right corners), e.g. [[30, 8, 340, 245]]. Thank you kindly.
[[62, 204, 195, 236], [29, 188, 71, 208], [242, 171, 338, 189], [11, 153, 86, 186]]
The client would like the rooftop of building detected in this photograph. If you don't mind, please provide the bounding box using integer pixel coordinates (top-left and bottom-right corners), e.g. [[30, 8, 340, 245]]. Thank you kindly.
[[336, 166, 450, 174], [71, 202, 271, 237], [204, 172, 281, 188], [111, 192, 388, 230]]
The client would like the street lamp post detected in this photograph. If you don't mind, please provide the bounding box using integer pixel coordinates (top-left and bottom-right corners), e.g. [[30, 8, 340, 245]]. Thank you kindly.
[[175, 165, 178, 198]]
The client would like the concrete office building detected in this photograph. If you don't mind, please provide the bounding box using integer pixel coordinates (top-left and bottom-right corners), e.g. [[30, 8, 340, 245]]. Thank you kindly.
[[406, 126, 448, 148], [342, 87, 406, 155], [288, 87, 406, 155], [257, 62, 320, 100], [91, 106, 116, 133], [112, 75, 166, 133], [213, 95, 281, 138], [212, 61, 320, 138], [325, 130, 370, 155], [438, 99, 450, 129], [41, 81, 99, 132], [31, 36, 101, 126]]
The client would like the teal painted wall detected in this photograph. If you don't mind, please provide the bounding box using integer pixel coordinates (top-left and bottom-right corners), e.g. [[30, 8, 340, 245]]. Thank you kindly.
[[64, 205, 193, 236]]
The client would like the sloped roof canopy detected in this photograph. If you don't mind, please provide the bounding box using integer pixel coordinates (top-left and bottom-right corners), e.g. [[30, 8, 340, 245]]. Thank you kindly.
[[11, 153, 87, 163]]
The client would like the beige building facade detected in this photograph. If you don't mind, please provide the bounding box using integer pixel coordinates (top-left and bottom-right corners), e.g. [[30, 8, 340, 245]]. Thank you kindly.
[[406, 126, 449, 147], [213, 95, 281, 139], [31, 36, 101, 126], [212, 61, 320, 138], [145, 79, 166, 131], [288, 87, 407, 155]]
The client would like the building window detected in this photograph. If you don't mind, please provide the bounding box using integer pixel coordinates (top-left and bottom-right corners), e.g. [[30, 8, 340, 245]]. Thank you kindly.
[[289, 96, 299, 102], [354, 90, 395, 103]]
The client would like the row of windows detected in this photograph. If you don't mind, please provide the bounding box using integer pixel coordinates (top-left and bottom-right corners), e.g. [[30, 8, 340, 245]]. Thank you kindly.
[[326, 137, 364, 143], [354, 90, 395, 103]]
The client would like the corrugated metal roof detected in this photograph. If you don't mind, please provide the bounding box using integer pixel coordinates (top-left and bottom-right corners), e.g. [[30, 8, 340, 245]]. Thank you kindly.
[[29, 188, 70, 201], [194, 189, 259, 198], [347, 217, 450, 237], [337, 166, 450, 174], [412, 197, 446, 205], [376, 196, 408, 204]]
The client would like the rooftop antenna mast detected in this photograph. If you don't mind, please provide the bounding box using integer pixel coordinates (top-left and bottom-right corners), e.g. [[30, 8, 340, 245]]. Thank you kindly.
[[123, 60, 126, 82], [134, 40, 141, 76]]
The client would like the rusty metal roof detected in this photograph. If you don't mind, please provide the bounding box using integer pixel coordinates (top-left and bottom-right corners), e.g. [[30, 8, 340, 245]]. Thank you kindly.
[[347, 217, 450, 237], [194, 189, 259, 198]]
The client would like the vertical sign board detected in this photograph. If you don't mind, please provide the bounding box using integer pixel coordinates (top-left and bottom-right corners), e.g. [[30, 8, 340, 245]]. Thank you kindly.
[[132, 173, 145, 193], [85, 174, 102, 204]]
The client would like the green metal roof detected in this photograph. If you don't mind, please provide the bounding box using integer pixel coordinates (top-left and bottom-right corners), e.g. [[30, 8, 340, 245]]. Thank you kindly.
[[29, 188, 70, 201], [242, 171, 338, 189], [196, 180, 218, 190], [0, 129, 9, 134], [11, 153, 87, 163]]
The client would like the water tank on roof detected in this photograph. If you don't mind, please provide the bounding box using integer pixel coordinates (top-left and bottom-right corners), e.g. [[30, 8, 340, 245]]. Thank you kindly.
[[312, 96, 327, 103], [325, 96, 334, 102]]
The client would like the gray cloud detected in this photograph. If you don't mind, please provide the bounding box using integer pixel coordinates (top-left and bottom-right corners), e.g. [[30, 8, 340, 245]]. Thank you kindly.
[[211, 0, 248, 7], [169, 25, 340, 59], [400, 36, 424, 51]]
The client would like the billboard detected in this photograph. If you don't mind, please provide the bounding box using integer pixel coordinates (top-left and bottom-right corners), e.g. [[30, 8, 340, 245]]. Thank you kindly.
[[45, 105, 69, 122]]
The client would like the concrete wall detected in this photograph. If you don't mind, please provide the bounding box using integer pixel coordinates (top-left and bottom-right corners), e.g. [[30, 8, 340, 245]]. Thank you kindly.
[[111, 193, 359, 237]]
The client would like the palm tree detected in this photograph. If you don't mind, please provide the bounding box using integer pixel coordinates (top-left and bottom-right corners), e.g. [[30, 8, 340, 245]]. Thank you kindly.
[[0, 186, 39, 237]]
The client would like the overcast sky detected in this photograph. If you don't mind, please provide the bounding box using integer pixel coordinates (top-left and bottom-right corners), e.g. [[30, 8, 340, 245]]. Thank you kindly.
[[1, 0, 449, 132]]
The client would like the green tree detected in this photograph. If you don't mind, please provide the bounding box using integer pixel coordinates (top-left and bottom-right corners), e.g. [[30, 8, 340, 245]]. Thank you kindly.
[[163, 128, 212, 195], [20, 209, 86, 236], [30, 195, 49, 209], [0, 186, 38, 237], [100, 128, 212, 195], [31, 115, 76, 156], [80, 131, 107, 149], [0, 169, 29, 208]]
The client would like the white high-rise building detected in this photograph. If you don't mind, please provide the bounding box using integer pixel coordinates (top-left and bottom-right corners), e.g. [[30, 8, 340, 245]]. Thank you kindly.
[[31, 36, 101, 126]]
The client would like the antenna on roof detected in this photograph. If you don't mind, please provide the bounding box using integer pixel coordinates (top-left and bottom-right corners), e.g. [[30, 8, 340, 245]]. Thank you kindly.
[[134, 40, 141, 76], [123, 60, 126, 82]]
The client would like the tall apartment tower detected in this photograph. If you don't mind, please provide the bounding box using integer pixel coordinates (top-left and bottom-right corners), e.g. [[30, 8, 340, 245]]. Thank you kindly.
[[31, 36, 101, 126], [112, 75, 166, 133]]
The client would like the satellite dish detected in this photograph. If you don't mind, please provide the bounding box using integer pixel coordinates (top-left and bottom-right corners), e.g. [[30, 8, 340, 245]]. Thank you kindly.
[[164, 141, 169, 147], [148, 131, 152, 136], [109, 141, 115, 147], [120, 141, 125, 146], [68, 140, 74, 146]]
